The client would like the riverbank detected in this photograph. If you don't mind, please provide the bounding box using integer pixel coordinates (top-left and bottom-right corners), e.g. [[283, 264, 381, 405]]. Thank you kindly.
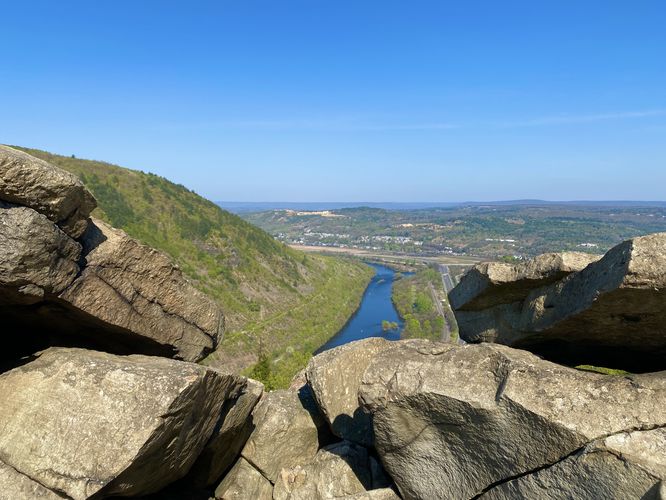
[[316, 263, 404, 353], [392, 266, 459, 341], [204, 256, 374, 389]]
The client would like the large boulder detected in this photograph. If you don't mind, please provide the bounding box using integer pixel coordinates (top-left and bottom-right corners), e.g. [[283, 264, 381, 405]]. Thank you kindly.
[[0, 203, 81, 297], [59, 219, 223, 361], [241, 386, 331, 483], [0, 216, 224, 363], [0, 145, 96, 238], [480, 428, 666, 499], [449, 251, 599, 311], [190, 378, 264, 487], [213, 458, 273, 500], [0, 347, 247, 500], [273, 441, 392, 500], [453, 234, 666, 372], [359, 340, 666, 500], [306, 337, 393, 446]]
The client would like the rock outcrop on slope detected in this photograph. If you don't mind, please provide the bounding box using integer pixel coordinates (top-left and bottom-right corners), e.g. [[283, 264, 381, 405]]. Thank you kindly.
[[0, 148, 223, 363], [449, 251, 600, 311], [0, 145, 96, 238], [451, 236, 666, 371]]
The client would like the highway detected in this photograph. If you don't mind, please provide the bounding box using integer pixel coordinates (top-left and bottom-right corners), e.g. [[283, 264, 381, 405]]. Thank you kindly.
[[439, 264, 455, 293]]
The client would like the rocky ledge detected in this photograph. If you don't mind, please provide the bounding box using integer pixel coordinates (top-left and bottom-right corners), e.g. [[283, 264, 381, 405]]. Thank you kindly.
[[0, 147, 664, 500]]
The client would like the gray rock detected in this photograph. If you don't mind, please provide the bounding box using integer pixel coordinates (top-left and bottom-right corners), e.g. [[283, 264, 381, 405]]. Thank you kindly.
[[0, 347, 246, 500], [273, 441, 388, 500], [241, 387, 330, 482], [454, 234, 666, 371], [481, 428, 666, 499], [449, 252, 599, 311], [306, 338, 393, 446], [59, 218, 223, 361], [359, 340, 666, 500], [0, 204, 81, 295], [213, 458, 273, 500], [191, 378, 264, 487], [0, 145, 96, 238], [0, 461, 63, 500]]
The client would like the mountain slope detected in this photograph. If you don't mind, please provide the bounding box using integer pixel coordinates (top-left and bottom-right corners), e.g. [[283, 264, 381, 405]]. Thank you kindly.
[[14, 147, 373, 386]]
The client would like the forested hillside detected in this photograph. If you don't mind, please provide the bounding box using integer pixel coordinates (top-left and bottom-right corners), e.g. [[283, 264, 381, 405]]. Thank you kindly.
[[15, 147, 372, 386]]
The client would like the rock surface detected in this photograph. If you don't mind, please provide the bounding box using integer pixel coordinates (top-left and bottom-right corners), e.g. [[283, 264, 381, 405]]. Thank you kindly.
[[191, 378, 264, 487], [359, 340, 666, 500], [0, 145, 96, 238], [0, 203, 81, 296], [452, 234, 666, 371], [449, 251, 599, 311], [0, 347, 246, 500], [213, 458, 273, 500], [306, 337, 392, 446], [273, 441, 390, 500], [0, 461, 63, 500], [480, 428, 666, 499], [241, 386, 331, 482]]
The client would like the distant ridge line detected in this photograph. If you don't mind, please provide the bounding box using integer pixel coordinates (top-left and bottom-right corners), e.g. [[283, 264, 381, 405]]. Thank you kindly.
[[218, 200, 666, 213]]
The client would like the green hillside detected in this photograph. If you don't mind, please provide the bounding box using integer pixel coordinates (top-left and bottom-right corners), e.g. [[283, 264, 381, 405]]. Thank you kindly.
[[14, 147, 373, 387]]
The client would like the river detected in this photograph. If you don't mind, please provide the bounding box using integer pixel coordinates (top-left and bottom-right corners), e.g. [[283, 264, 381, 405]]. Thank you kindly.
[[316, 263, 406, 353]]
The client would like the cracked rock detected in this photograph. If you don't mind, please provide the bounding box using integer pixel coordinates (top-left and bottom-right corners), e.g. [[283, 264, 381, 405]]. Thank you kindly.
[[273, 441, 392, 500], [0, 145, 96, 239], [241, 386, 331, 483], [0, 347, 247, 500], [480, 428, 666, 499], [213, 457, 273, 500], [358, 340, 666, 500]]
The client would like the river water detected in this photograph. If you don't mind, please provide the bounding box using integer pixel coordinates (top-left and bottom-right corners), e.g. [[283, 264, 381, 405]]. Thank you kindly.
[[316, 263, 405, 353]]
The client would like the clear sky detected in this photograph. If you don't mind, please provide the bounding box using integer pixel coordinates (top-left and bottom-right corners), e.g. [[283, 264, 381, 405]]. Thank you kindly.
[[2, 1, 665, 201]]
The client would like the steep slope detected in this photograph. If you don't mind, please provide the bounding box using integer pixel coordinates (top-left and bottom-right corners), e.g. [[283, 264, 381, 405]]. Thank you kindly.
[[13, 147, 373, 386]]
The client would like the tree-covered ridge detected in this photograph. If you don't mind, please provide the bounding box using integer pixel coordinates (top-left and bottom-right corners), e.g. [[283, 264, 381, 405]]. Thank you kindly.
[[13, 148, 373, 387]]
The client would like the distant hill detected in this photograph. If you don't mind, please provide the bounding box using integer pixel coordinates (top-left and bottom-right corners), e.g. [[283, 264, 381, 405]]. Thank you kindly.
[[219, 200, 666, 213], [14, 147, 372, 387]]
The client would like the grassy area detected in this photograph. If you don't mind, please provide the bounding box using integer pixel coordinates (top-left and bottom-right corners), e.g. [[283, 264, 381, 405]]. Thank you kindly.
[[393, 266, 459, 341], [575, 365, 631, 376], [14, 146, 373, 387], [208, 256, 374, 389]]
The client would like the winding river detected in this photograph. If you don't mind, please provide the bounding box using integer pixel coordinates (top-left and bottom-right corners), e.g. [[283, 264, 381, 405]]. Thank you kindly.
[[316, 263, 405, 353]]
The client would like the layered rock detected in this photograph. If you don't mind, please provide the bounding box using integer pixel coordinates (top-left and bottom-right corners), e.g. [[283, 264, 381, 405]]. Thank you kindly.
[[0, 145, 96, 238], [60, 218, 223, 361], [240, 386, 331, 482], [452, 235, 666, 371], [273, 441, 392, 500], [306, 337, 393, 446], [0, 347, 248, 499], [0, 215, 223, 362], [359, 341, 666, 500], [449, 252, 599, 311]]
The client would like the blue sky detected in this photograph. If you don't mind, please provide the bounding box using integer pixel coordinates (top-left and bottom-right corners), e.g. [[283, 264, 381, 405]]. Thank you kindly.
[[1, 1, 665, 201]]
